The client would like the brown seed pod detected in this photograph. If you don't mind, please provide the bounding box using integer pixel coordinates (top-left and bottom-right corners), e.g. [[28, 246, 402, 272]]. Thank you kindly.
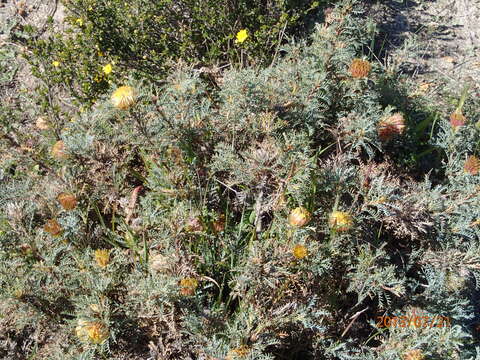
[[57, 192, 77, 210], [377, 113, 406, 141], [349, 58, 371, 79]]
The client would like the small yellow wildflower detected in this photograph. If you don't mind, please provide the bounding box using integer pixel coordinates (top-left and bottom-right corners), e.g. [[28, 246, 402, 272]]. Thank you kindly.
[[52, 60, 60, 67], [292, 244, 308, 259], [329, 211, 354, 232], [76, 18, 84, 26], [94, 249, 110, 268], [102, 63, 112, 75], [235, 29, 248, 44]]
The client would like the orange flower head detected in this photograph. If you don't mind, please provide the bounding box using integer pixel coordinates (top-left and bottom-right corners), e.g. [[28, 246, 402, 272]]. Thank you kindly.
[[76, 319, 109, 344], [450, 110, 466, 128], [349, 58, 371, 78], [44, 219, 63, 237], [402, 349, 425, 360], [180, 277, 198, 296], [94, 249, 110, 268], [464, 155, 480, 175], [57, 192, 77, 210]]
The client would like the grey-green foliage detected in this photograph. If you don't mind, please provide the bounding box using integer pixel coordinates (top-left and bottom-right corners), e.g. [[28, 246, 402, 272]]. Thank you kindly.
[[2, 0, 480, 359]]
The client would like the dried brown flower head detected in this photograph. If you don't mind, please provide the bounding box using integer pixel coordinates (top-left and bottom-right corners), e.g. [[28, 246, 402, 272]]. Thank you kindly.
[[185, 216, 204, 232], [51, 140, 69, 160], [349, 58, 371, 78], [149, 253, 170, 273], [43, 219, 63, 237], [464, 155, 480, 175], [212, 214, 226, 233], [57, 192, 77, 210], [377, 113, 406, 141], [402, 349, 425, 360]]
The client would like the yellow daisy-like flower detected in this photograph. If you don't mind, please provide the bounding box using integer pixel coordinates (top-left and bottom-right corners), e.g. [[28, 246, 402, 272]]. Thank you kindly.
[[292, 244, 308, 259], [235, 29, 248, 44], [111, 85, 136, 110], [329, 211, 354, 232], [76, 18, 84, 26], [94, 249, 110, 268], [102, 63, 112, 75], [52, 60, 60, 67]]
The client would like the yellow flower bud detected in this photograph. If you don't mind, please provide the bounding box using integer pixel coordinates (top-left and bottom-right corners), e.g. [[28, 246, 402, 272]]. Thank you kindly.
[[94, 249, 110, 268], [292, 244, 308, 259], [288, 207, 311, 227], [111, 85, 136, 110]]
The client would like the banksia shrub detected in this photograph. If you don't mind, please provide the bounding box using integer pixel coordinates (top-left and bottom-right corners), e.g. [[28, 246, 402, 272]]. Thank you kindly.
[[3, 1, 480, 359]]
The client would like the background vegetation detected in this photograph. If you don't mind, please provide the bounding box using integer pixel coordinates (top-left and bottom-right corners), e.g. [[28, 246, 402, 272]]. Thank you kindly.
[[1, 0, 479, 359]]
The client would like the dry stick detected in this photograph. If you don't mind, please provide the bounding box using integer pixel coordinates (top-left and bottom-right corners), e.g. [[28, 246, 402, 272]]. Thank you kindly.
[[341, 307, 369, 338]]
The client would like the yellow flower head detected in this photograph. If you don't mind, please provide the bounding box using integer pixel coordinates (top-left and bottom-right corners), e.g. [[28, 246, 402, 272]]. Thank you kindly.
[[288, 207, 311, 227], [102, 63, 113, 75], [76, 18, 84, 26], [52, 60, 60, 67], [94, 249, 111, 268], [292, 244, 308, 259], [76, 319, 109, 344], [111, 85, 136, 110], [226, 345, 250, 359], [235, 29, 248, 44], [329, 211, 354, 232], [180, 277, 199, 296]]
